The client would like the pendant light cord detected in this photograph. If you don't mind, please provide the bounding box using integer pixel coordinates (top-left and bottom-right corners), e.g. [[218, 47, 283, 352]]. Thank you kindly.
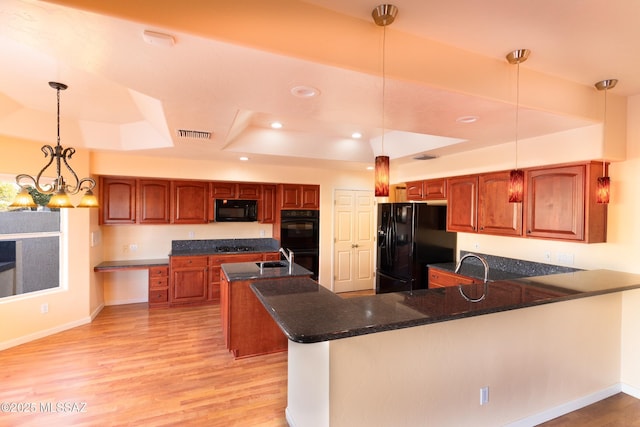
[[515, 61, 520, 170], [381, 24, 386, 156]]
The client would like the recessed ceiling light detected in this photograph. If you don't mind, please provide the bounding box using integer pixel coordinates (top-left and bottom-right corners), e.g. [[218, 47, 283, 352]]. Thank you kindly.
[[456, 115, 479, 124], [352, 132, 363, 139], [270, 122, 283, 129], [290, 85, 320, 98], [239, 156, 249, 161], [142, 30, 175, 47], [366, 166, 374, 171]]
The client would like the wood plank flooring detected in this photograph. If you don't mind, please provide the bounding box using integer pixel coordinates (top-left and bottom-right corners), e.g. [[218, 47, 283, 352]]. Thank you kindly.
[[1, 301, 638, 426], [0, 304, 288, 427]]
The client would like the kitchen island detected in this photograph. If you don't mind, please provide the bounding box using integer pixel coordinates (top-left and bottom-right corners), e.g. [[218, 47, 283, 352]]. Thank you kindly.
[[220, 261, 312, 358], [251, 270, 640, 427]]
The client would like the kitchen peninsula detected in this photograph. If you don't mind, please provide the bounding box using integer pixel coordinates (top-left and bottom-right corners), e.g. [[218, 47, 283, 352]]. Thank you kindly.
[[252, 270, 640, 427]]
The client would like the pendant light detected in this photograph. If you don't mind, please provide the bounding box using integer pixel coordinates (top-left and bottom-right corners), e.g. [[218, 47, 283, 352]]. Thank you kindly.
[[506, 49, 530, 203], [9, 82, 98, 209], [594, 78, 617, 204], [372, 4, 397, 198]]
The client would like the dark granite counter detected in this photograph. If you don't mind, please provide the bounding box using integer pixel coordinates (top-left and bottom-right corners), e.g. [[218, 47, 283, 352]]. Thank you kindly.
[[170, 238, 280, 256], [0, 261, 15, 274], [251, 269, 640, 343], [221, 261, 312, 281], [429, 251, 582, 282], [93, 259, 169, 272]]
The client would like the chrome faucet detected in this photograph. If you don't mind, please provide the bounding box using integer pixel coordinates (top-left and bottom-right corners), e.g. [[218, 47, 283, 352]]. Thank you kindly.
[[454, 253, 489, 302], [279, 247, 294, 274]]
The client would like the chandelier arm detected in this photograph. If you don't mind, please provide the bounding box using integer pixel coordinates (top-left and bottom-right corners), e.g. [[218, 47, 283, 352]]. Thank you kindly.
[[30, 145, 57, 194], [59, 146, 83, 194]]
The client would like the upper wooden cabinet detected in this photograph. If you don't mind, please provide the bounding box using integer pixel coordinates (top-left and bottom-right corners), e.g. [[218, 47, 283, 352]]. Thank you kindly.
[[477, 171, 523, 236], [260, 184, 277, 223], [99, 177, 137, 225], [406, 178, 447, 201], [171, 180, 209, 224], [210, 182, 261, 200], [279, 184, 320, 209], [525, 162, 606, 243], [138, 179, 170, 224], [446, 175, 478, 233]]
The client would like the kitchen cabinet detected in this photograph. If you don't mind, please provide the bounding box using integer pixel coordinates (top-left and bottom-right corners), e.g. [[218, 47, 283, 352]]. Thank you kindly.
[[99, 176, 137, 224], [209, 252, 279, 303], [260, 184, 277, 223], [428, 268, 481, 288], [406, 178, 447, 201], [148, 266, 169, 308], [446, 175, 478, 232], [169, 256, 208, 306], [210, 182, 261, 200], [138, 179, 170, 224], [279, 184, 320, 209], [524, 162, 606, 243], [210, 181, 236, 199], [477, 171, 523, 236], [171, 180, 209, 224], [220, 272, 288, 358]]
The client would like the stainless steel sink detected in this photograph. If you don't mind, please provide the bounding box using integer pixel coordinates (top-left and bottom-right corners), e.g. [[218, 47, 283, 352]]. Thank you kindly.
[[256, 261, 288, 268]]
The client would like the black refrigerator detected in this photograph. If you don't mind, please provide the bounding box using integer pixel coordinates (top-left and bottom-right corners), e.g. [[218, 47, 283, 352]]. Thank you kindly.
[[376, 203, 457, 293]]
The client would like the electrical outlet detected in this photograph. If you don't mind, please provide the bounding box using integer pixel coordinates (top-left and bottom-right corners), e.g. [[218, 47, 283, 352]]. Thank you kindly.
[[260, 229, 265, 237], [130, 244, 138, 252], [188, 231, 195, 238], [544, 251, 551, 262], [40, 303, 48, 314], [480, 386, 489, 405], [474, 242, 480, 250], [557, 252, 574, 265]]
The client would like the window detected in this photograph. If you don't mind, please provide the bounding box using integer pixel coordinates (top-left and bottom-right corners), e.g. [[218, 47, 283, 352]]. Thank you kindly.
[[0, 176, 62, 299]]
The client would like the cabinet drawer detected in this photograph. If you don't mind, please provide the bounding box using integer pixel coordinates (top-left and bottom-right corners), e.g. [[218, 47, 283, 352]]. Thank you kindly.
[[149, 289, 168, 303], [171, 256, 208, 268], [149, 277, 168, 289], [149, 266, 169, 277]]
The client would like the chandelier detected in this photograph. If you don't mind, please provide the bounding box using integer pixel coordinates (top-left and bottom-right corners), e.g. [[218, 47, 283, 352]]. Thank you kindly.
[[10, 82, 98, 209]]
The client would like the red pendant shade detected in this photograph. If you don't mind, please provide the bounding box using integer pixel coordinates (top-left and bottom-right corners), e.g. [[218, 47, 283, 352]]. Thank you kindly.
[[596, 176, 610, 204], [374, 155, 390, 197], [508, 169, 524, 203]]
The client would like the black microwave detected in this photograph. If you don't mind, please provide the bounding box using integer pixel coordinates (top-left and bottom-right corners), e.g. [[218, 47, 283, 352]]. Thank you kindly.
[[214, 199, 258, 222]]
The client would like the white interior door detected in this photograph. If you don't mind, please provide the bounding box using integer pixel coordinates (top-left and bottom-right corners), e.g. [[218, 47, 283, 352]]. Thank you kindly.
[[333, 190, 375, 293]]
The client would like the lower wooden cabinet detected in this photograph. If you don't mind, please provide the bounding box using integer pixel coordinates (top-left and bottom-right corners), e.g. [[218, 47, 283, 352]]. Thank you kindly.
[[169, 252, 280, 307], [170, 256, 209, 306], [148, 266, 169, 308], [220, 274, 288, 358], [428, 268, 481, 288]]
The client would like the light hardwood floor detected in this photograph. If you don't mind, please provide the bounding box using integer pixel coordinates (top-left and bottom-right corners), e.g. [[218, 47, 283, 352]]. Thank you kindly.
[[0, 304, 288, 427], [1, 302, 638, 426]]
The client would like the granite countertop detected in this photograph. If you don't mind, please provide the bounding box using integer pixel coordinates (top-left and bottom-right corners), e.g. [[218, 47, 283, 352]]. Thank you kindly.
[[222, 261, 313, 281], [0, 261, 16, 273], [170, 238, 280, 256], [93, 259, 169, 272], [251, 269, 640, 344], [429, 262, 525, 281]]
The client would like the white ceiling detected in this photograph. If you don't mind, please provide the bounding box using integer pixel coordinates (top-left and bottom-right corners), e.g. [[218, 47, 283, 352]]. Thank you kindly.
[[0, 0, 636, 172]]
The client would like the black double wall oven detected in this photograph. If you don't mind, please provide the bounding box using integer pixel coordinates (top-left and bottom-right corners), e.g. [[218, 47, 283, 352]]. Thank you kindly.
[[280, 210, 319, 280]]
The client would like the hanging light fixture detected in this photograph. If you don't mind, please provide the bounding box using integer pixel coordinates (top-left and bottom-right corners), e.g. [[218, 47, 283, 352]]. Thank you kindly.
[[372, 4, 397, 198], [9, 82, 98, 209], [506, 49, 530, 203], [594, 78, 617, 204]]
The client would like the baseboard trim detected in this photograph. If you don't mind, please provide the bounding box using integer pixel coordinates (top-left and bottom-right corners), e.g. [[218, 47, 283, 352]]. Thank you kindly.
[[505, 384, 622, 427], [621, 383, 640, 399], [90, 303, 104, 320], [104, 297, 147, 306], [0, 316, 92, 351]]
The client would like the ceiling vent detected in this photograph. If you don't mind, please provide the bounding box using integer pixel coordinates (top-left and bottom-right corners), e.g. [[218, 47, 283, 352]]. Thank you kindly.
[[413, 154, 437, 161], [177, 129, 212, 140]]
